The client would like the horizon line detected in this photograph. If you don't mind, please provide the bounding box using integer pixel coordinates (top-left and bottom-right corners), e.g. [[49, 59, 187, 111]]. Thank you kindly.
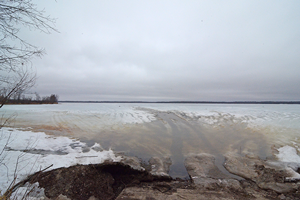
[[59, 100, 300, 104]]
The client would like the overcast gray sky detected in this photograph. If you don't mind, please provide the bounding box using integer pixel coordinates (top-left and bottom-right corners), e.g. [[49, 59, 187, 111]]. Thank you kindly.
[[24, 0, 300, 101]]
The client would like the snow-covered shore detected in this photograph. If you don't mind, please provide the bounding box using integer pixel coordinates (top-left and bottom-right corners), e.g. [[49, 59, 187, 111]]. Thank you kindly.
[[0, 127, 122, 193]]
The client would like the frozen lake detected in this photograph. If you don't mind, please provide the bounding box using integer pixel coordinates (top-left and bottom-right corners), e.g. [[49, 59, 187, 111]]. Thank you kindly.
[[2, 103, 300, 179]]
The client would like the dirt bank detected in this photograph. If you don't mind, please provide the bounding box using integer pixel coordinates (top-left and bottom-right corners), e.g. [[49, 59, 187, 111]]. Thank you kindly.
[[19, 153, 300, 200]]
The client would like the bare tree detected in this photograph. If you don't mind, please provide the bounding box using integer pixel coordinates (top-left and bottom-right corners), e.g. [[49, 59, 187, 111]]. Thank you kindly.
[[0, 0, 57, 108], [0, 2, 57, 198], [49, 94, 58, 103]]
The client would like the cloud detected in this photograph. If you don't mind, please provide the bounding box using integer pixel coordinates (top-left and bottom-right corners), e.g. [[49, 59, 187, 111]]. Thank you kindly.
[[24, 0, 300, 101]]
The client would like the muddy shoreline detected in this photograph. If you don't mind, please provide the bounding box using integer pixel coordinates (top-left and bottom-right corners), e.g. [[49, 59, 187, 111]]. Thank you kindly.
[[19, 152, 300, 200]]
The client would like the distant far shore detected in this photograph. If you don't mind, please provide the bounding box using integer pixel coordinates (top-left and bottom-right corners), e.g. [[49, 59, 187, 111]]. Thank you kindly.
[[59, 101, 300, 104], [1, 94, 59, 105], [5, 102, 58, 105]]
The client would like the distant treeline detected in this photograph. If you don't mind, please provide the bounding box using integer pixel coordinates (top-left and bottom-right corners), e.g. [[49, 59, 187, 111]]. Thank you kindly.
[[1, 94, 59, 105]]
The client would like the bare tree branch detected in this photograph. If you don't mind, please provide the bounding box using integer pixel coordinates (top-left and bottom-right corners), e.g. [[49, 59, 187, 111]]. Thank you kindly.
[[0, 1, 57, 198], [0, 0, 57, 110]]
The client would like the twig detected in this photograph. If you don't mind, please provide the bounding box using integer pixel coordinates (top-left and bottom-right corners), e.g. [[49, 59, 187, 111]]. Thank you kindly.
[[3, 164, 53, 198]]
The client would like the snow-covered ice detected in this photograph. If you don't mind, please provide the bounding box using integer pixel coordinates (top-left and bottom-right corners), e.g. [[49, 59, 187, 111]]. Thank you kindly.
[[273, 145, 300, 181], [277, 145, 300, 163], [0, 127, 121, 193], [1, 103, 300, 197]]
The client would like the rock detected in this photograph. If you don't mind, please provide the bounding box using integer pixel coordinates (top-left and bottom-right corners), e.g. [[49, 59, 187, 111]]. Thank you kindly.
[[149, 156, 172, 178], [257, 182, 296, 193], [120, 155, 144, 171], [224, 152, 262, 180], [219, 179, 242, 191], [224, 152, 300, 194], [185, 153, 232, 179], [184, 153, 242, 190]]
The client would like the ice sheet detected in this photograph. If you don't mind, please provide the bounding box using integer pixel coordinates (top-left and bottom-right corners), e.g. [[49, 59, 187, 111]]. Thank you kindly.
[[274, 145, 300, 180], [277, 145, 300, 163], [1, 103, 300, 193]]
